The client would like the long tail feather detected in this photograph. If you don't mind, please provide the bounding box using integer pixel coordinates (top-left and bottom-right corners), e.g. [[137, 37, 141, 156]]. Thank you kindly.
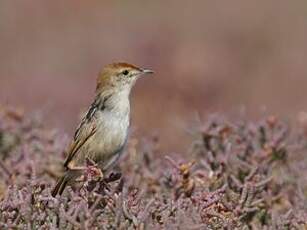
[[52, 175, 65, 197], [52, 174, 70, 197]]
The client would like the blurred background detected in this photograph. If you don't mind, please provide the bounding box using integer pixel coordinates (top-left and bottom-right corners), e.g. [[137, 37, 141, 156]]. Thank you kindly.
[[1, 0, 307, 151]]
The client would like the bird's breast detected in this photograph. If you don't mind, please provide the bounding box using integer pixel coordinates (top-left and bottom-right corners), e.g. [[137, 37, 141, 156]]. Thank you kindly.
[[87, 109, 130, 164]]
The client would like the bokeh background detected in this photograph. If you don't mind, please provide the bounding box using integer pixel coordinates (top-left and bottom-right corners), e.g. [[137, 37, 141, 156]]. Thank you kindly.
[[1, 0, 307, 150]]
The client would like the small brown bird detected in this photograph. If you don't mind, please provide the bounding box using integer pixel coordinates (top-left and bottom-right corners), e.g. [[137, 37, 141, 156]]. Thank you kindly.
[[52, 62, 153, 196]]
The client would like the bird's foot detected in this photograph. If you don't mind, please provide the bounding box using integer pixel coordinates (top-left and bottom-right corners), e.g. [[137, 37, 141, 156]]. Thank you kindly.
[[85, 157, 104, 180]]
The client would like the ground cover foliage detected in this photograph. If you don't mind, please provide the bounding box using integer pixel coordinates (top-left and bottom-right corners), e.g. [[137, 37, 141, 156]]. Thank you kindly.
[[0, 106, 306, 229]]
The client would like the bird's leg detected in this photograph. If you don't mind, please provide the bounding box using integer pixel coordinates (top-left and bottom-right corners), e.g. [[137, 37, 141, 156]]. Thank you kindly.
[[70, 166, 103, 182], [69, 166, 88, 171], [67, 166, 88, 182], [68, 164, 102, 193], [85, 157, 104, 180]]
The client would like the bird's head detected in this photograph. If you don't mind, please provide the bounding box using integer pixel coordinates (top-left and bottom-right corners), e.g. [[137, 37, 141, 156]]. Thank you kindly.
[[96, 62, 153, 94]]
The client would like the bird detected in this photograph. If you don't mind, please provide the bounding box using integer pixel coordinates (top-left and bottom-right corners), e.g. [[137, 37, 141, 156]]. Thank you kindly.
[[51, 62, 153, 196]]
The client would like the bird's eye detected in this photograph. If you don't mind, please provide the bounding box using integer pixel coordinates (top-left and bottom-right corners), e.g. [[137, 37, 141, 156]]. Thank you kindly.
[[122, 70, 129, 75]]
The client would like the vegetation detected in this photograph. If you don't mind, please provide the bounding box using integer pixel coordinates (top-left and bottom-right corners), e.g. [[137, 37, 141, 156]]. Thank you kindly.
[[0, 106, 306, 229]]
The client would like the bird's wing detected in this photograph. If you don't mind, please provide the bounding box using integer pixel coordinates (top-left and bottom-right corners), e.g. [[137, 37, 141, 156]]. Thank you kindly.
[[63, 95, 110, 168], [63, 120, 97, 168], [63, 99, 101, 168]]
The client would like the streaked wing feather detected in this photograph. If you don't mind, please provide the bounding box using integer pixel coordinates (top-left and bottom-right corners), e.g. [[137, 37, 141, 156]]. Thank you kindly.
[[64, 121, 97, 168], [63, 95, 108, 168]]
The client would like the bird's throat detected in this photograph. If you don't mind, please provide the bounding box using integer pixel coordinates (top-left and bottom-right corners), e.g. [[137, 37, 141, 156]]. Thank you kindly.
[[97, 88, 131, 115]]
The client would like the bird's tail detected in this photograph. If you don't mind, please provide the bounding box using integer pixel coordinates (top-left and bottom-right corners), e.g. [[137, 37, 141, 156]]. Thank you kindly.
[[51, 171, 76, 197]]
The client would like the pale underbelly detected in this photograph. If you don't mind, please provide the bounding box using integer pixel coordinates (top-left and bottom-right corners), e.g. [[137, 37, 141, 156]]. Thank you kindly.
[[73, 114, 129, 169]]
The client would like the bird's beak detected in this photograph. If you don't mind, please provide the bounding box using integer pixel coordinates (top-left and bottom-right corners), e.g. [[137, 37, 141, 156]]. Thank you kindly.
[[141, 69, 154, 75]]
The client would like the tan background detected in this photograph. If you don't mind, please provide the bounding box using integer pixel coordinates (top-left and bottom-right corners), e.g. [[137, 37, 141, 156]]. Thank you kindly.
[[1, 0, 307, 150]]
